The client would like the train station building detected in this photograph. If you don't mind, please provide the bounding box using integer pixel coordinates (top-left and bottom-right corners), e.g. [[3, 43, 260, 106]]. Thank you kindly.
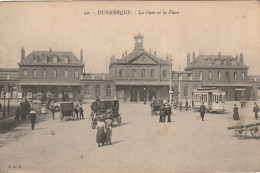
[[0, 34, 260, 102]]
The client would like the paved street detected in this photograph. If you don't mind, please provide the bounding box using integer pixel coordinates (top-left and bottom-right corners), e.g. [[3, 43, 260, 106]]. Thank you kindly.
[[0, 102, 260, 173]]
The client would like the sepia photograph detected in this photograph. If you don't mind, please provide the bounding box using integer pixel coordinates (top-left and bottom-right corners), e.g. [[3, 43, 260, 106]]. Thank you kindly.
[[0, 1, 260, 173]]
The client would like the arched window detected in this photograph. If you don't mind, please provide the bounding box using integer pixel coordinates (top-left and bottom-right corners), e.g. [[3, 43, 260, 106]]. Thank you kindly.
[[208, 71, 212, 80], [184, 85, 188, 97], [85, 85, 89, 96], [106, 85, 111, 97], [95, 85, 100, 97], [218, 71, 221, 80]]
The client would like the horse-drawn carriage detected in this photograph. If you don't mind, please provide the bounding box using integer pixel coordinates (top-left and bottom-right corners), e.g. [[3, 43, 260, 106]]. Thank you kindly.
[[60, 102, 74, 122], [150, 99, 163, 116], [90, 100, 121, 129]]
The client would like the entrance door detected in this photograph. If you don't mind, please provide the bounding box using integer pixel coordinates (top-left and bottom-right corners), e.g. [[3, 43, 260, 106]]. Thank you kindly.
[[63, 91, 69, 101], [140, 91, 146, 101], [130, 91, 138, 102], [149, 91, 156, 101]]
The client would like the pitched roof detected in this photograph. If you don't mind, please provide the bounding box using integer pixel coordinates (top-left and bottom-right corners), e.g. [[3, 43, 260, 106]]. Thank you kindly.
[[19, 51, 84, 66], [112, 49, 169, 65]]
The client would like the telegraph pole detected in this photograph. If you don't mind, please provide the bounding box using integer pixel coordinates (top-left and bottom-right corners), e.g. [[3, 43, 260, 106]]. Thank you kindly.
[[178, 66, 181, 102]]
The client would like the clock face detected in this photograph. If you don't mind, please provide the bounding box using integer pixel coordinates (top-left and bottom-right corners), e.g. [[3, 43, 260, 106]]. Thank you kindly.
[[138, 39, 142, 43]]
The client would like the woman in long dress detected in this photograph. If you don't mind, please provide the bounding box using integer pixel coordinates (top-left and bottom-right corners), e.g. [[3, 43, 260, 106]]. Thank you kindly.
[[233, 104, 240, 120], [96, 116, 106, 147]]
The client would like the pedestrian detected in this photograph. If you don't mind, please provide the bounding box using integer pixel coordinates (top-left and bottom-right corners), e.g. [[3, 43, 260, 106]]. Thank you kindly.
[[105, 112, 113, 145], [185, 99, 189, 111], [233, 104, 240, 120], [253, 102, 259, 120], [50, 105, 56, 120], [192, 100, 194, 108], [166, 104, 172, 122], [29, 108, 37, 130], [0, 102, 2, 112], [74, 104, 79, 119], [79, 104, 84, 119], [96, 115, 106, 147], [159, 104, 166, 123], [20, 102, 26, 120], [144, 97, 147, 105], [15, 106, 20, 120], [199, 102, 206, 121], [25, 99, 31, 116], [179, 101, 183, 112], [95, 96, 100, 102]]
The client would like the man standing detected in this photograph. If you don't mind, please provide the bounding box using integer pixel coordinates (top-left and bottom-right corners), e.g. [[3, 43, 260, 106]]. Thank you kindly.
[[50, 105, 56, 120], [79, 104, 84, 119], [20, 102, 26, 120], [185, 99, 189, 111], [159, 104, 166, 123], [199, 102, 206, 121], [105, 112, 113, 145], [253, 102, 260, 120], [166, 104, 172, 122], [179, 100, 183, 112], [29, 108, 37, 130], [25, 99, 31, 117]]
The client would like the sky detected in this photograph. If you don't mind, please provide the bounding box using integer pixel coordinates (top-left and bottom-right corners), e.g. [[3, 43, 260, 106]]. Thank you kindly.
[[0, 1, 259, 74]]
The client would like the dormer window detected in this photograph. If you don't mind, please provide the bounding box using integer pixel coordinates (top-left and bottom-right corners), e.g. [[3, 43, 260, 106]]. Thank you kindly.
[[52, 56, 57, 63], [64, 57, 69, 63], [42, 56, 48, 63], [33, 55, 38, 63]]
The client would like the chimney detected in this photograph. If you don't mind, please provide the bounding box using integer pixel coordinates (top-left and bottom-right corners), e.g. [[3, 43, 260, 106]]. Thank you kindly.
[[235, 54, 238, 60], [192, 51, 195, 62], [21, 47, 25, 60], [125, 50, 127, 56], [122, 53, 124, 58], [80, 48, 83, 63], [49, 47, 52, 52], [166, 54, 169, 61], [154, 51, 157, 56], [240, 53, 244, 63], [187, 53, 190, 66], [218, 52, 221, 58]]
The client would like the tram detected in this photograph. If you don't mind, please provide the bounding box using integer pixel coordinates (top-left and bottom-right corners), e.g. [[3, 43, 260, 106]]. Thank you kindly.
[[192, 88, 226, 113]]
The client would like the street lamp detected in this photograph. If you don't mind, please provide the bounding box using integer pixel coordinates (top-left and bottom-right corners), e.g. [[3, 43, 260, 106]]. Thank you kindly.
[[7, 83, 10, 114], [3, 91, 6, 116], [169, 58, 173, 105]]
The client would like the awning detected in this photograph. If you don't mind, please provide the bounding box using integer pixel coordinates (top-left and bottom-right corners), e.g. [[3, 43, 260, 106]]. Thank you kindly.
[[19, 82, 81, 86], [204, 83, 253, 87]]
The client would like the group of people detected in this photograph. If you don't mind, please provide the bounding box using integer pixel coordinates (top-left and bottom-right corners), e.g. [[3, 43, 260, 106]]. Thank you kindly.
[[232, 102, 260, 121], [15, 99, 31, 120], [73, 104, 84, 120], [173, 99, 193, 112], [96, 110, 113, 147], [159, 103, 172, 123]]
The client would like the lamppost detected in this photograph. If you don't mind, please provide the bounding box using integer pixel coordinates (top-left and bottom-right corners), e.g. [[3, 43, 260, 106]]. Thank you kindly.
[[169, 58, 173, 105], [7, 83, 10, 114], [178, 66, 181, 102], [3, 91, 6, 117]]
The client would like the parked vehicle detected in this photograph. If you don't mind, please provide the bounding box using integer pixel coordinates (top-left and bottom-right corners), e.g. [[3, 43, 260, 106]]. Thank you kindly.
[[150, 99, 163, 116], [60, 102, 74, 122]]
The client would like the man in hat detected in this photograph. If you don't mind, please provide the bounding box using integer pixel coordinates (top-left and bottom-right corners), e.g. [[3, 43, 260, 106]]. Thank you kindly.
[[105, 110, 113, 145], [166, 103, 172, 122], [185, 99, 189, 111], [199, 102, 206, 121], [159, 104, 166, 123], [253, 102, 259, 120], [29, 108, 37, 130], [79, 104, 84, 119]]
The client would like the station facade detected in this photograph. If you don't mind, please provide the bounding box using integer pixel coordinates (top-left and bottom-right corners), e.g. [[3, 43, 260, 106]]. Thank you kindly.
[[0, 34, 260, 102]]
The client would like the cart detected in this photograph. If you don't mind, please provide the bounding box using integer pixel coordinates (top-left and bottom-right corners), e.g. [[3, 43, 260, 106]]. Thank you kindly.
[[228, 122, 260, 139], [60, 102, 74, 122], [90, 100, 121, 129], [150, 99, 163, 116]]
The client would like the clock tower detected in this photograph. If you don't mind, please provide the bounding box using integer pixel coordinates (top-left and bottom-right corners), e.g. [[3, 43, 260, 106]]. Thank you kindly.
[[134, 33, 144, 50]]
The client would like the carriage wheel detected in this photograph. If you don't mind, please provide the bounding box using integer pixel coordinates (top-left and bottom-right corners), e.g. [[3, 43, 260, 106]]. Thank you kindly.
[[250, 126, 260, 138], [234, 123, 242, 137], [117, 117, 121, 126]]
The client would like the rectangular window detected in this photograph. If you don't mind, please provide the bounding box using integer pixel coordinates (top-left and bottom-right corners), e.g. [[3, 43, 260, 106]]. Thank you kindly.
[[33, 56, 38, 63], [64, 57, 69, 63], [32, 69, 37, 78], [23, 69, 28, 78], [241, 72, 245, 80], [218, 71, 221, 80], [119, 69, 124, 78], [226, 72, 230, 80], [234, 72, 237, 80], [64, 69, 68, 78], [132, 69, 137, 78], [184, 86, 188, 97], [141, 69, 146, 78], [74, 70, 79, 78], [150, 69, 155, 78], [208, 71, 212, 80], [199, 71, 203, 80], [162, 69, 167, 78], [52, 69, 57, 79], [42, 69, 47, 79], [52, 56, 57, 63]]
